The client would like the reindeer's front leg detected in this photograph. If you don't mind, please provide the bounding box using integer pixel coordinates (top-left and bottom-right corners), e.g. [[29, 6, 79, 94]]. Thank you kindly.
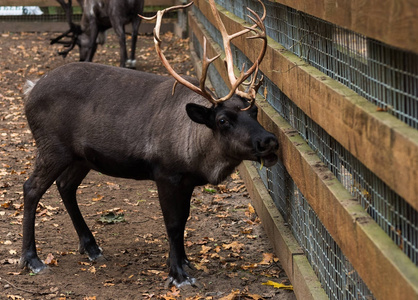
[[85, 20, 99, 62], [156, 176, 196, 287], [111, 21, 128, 68]]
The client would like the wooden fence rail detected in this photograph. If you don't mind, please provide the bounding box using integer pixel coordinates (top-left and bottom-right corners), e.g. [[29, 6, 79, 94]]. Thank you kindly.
[[0, 0, 176, 6], [268, 0, 418, 55], [189, 1, 418, 299], [0, 0, 181, 33]]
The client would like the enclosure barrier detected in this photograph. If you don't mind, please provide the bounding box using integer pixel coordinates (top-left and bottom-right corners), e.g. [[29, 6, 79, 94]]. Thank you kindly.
[[0, 0, 181, 34], [188, 1, 418, 299]]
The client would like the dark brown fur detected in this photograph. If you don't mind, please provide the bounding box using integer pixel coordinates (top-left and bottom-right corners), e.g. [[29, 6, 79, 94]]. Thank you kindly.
[[21, 62, 278, 287]]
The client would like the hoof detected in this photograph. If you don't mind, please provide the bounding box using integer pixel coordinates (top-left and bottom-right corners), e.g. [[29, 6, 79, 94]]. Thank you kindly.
[[90, 252, 107, 263], [79, 242, 103, 261], [19, 256, 48, 274], [125, 59, 136, 69], [165, 276, 197, 289], [88, 247, 105, 262]]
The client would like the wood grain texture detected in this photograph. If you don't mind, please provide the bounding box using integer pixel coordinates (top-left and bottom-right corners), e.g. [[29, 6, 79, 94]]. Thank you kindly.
[[190, 8, 418, 299], [193, 0, 418, 213], [269, 0, 418, 54], [0, 0, 176, 7], [239, 162, 329, 300]]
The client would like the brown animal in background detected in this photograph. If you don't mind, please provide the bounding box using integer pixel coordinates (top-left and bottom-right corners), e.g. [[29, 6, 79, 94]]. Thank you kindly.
[[51, 0, 144, 68]]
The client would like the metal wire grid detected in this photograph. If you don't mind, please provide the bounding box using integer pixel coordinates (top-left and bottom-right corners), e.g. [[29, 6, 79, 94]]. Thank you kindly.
[[0, 6, 172, 22], [262, 73, 418, 265], [191, 11, 376, 299], [197, 0, 418, 265], [191, 3, 417, 298], [258, 161, 375, 300], [0, 6, 82, 22], [216, 0, 418, 129]]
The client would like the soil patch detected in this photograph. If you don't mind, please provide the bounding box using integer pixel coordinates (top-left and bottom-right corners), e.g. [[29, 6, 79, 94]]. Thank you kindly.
[[0, 31, 294, 300]]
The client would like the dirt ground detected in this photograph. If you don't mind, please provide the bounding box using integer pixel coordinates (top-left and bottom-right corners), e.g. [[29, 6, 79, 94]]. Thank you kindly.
[[0, 31, 295, 300]]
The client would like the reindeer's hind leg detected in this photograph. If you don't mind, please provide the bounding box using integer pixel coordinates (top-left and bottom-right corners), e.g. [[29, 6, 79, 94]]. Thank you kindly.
[[20, 153, 70, 273], [127, 17, 141, 69], [56, 162, 103, 261]]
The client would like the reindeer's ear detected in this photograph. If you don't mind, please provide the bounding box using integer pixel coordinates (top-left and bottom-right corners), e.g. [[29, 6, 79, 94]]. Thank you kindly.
[[186, 103, 215, 129]]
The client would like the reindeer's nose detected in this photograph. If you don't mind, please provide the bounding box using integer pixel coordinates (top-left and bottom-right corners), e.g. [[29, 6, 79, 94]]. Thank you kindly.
[[255, 134, 279, 153]]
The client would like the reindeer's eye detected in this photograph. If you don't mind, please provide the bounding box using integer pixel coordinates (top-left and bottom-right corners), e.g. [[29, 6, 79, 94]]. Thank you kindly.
[[218, 118, 230, 128]]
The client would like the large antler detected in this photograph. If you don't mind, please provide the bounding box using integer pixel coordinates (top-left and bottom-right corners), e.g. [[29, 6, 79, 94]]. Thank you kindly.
[[140, 2, 220, 104], [209, 0, 266, 107], [141, 0, 267, 107], [50, 0, 82, 58]]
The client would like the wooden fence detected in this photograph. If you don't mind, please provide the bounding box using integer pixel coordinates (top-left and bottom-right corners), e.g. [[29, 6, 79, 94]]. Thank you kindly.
[[0, 0, 176, 6], [188, 1, 418, 300], [0, 0, 180, 33]]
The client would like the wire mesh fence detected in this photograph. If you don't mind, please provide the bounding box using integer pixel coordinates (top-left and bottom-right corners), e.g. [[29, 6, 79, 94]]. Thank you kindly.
[[192, 26, 377, 300], [0, 6, 82, 22], [191, 1, 418, 298], [0, 4, 175, 23], [258, 161, 375, 300], [191, 4, 417, 267], [216, 0, 418, 129]]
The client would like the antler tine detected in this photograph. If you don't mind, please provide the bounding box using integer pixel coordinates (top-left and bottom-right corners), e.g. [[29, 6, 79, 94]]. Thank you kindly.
[[57, 37, 78, 57], [139, 1, 194, 41], [50, 28, 72, 44], [51, 0, 82, 57], [208, 0, 267, 102], [239, 65, 264, 111], [144, 0, 266, 107], [140, 2, 220, 104], [200, 37, 221, 99]]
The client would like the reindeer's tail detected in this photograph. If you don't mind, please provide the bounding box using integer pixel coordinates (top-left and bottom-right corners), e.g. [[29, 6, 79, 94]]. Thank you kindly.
[[23, 79, 38, 98]]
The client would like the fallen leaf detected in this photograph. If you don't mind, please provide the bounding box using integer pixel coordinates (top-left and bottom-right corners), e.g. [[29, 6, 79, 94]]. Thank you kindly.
[[259, 252, 274, 265], [262, 280, 293, 290], [200, 245, 211, 254], [97, 212, 125, 224], [194, 262, 209, 273], [241, 263, 257, 270], [241, 227, 253, 234], [222, 241, 244, 253], [230, 184, 246, 193], [1, 258, 19, 265], [103, 282, 114, 287], [106, 182, 120, 190], [7, 295, 24, 300], [92, 194, 104, 201], [44, 253, 58, 266], [1, 200, 12, 209], [203, 185, 216, 193], [230, 172, 240, 180], [217, 184, 227, 193], [220, 290, 263, 300], [247, 203, 255, 214]]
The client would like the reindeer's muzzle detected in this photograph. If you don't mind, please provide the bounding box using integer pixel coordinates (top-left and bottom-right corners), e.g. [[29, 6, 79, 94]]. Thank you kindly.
[[254, 134, 279, 167]]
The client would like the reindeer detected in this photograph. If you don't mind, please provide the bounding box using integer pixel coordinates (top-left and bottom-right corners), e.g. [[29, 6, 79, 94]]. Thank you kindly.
[[21, 0, 277, 287], [51, 0, 144, 68]]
